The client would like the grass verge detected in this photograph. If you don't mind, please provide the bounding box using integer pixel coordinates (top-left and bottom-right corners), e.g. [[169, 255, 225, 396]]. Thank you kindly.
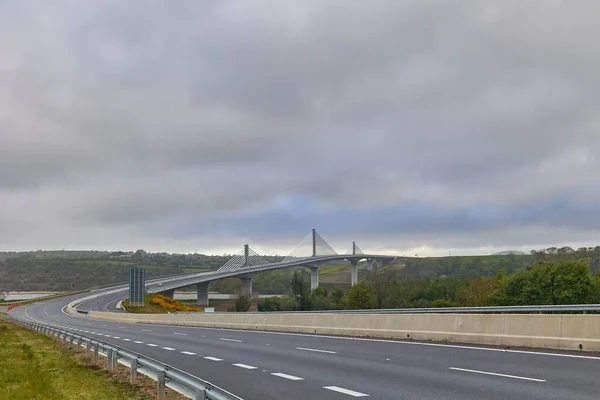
[[0, 319, 149, 400]]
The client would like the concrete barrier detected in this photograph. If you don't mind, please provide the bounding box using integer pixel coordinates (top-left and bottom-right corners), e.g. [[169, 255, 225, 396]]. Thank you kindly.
[[86, 310, 600, 352]]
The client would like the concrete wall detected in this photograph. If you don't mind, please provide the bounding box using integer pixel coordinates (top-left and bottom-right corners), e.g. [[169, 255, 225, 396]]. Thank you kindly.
[[86, 310, 600, 352]]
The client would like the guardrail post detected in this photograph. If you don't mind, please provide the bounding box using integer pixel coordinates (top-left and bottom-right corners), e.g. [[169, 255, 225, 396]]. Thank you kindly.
[[130, 359, 138, 384], [86, 340, 91, 359], [77, 337, 82, 352], [157, 370, 166, 400], [193, 390, 207, 400], [61, 333, 65, 346], [93, 343, 99, 363], [112, 351, 118, 372], [106, 349, 113, 372]]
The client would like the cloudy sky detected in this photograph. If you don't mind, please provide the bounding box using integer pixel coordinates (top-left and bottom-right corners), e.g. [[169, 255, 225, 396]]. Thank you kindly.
[[1, 0, 600, 257]]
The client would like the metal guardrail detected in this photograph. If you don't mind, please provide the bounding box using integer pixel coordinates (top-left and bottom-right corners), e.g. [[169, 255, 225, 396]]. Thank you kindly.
[[0, 289, 90, 307], [1, 315, 242, 400], [229, 303, 600, 315]]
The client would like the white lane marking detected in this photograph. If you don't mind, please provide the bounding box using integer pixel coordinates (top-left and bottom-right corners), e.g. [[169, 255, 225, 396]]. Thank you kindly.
[[159, 325, 600, 362], [147, 344, 158, 347], [173, 332, 187, 336], [203, 356, 223, 361], [142, 329, 152, 332], [112, 336, 120, 339], [296, 347, 336, 354], [181, 351, 197, 355], [122, 338, 131, 341], [162, 347, 176, 351], [324, 386, 369, 397], [134, 341, 144, 344], [220, 338, 242, 343], [271, 373, 304, 381], [449, 367, 546, 382], [233, 363, 257, 370]]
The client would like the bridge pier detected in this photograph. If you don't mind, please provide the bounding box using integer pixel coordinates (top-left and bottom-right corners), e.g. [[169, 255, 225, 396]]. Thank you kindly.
[[310, 266, 319, 291], [350, 260, 358, 286], [240, 276, 253, 296], [367, 258, 373, 271], [196, 282, 209, 306], [161, 289, 175, 299]]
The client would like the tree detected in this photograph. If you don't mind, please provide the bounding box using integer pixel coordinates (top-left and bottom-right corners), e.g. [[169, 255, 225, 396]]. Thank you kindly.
[[367, 268, 395, 308], [431, 299, 456, 307], [234, 294, 251, 312], [491, 260, 594, 306], [345, 281, 376, 309], [455, 276, 498, 307], [551, 259, 593, 304], [331, 287, 345, 308], [290, 270, 311, 310], [134, 249, 147, 258]]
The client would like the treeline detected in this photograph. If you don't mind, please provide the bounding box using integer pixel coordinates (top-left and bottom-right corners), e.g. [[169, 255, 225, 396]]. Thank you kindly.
[[402, 246, 600, 280], [255, 260, 600, 311]]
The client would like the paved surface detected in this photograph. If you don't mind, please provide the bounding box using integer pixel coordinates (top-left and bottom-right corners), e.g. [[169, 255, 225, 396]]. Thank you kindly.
[[9, 290, 600, 400]]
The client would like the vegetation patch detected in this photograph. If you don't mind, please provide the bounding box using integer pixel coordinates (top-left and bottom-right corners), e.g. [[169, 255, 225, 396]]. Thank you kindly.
[[0, 320, 150, 400], [123, 293, 204, 313]]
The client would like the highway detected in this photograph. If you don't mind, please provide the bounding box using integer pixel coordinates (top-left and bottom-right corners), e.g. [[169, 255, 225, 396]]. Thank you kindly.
[[9, 289, 600, 400]]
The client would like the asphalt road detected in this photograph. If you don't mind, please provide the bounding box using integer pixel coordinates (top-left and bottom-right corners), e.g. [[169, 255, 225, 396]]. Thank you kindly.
[[10, 290, 600, 400]]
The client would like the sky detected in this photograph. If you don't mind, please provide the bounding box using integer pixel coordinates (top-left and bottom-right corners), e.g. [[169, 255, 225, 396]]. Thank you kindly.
[[1, 0, 600, 257]]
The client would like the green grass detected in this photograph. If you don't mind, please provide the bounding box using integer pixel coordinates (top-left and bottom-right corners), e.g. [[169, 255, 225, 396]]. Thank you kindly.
[[75, 260, 136, 267], [319, 264, 352, 276], [0, 320, 149, 400]]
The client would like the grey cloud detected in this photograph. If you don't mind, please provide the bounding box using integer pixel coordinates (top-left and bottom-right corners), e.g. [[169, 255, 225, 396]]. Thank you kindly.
[[1, 0, 600, 253]]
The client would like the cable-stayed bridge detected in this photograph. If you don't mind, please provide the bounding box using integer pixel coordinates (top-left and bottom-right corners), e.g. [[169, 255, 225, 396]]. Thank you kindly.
[[150, 229, 396, 306]]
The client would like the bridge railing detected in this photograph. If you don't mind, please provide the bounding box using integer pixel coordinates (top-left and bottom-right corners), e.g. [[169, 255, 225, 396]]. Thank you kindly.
[[1, 315, 241, 400]]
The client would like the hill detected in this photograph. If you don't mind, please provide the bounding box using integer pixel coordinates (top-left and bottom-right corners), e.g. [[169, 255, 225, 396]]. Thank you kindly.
[[2, 246, 600, 293]]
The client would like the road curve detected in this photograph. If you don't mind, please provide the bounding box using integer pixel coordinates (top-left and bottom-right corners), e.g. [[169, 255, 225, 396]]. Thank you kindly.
[[9, 288, 600, 400]]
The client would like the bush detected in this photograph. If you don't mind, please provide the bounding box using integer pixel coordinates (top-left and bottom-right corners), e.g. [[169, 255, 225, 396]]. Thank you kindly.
[[150, 294, 203, 312], [234, 294, 251, 312], [345, 281, 376, 309]]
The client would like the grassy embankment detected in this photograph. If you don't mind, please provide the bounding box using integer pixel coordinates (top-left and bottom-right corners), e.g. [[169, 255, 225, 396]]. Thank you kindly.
[[0, 319, 150, 400]]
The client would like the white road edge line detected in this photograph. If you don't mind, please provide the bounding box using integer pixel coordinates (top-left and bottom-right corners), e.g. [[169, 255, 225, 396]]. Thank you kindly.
[[296, 347, 336, 354], [233, 363, 257, 370], [449, 367, 546, 382], [323, 386, 369, 397], [150, 325, 600, 361], [271, 373, 304, 381], [203, 356, 223, 361], [220, 338, 242, 343]]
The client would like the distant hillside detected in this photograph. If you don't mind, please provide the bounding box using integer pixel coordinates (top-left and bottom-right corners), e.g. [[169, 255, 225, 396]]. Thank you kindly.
[[2, 246, 600, 292], [493, 250, 526, 256]]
